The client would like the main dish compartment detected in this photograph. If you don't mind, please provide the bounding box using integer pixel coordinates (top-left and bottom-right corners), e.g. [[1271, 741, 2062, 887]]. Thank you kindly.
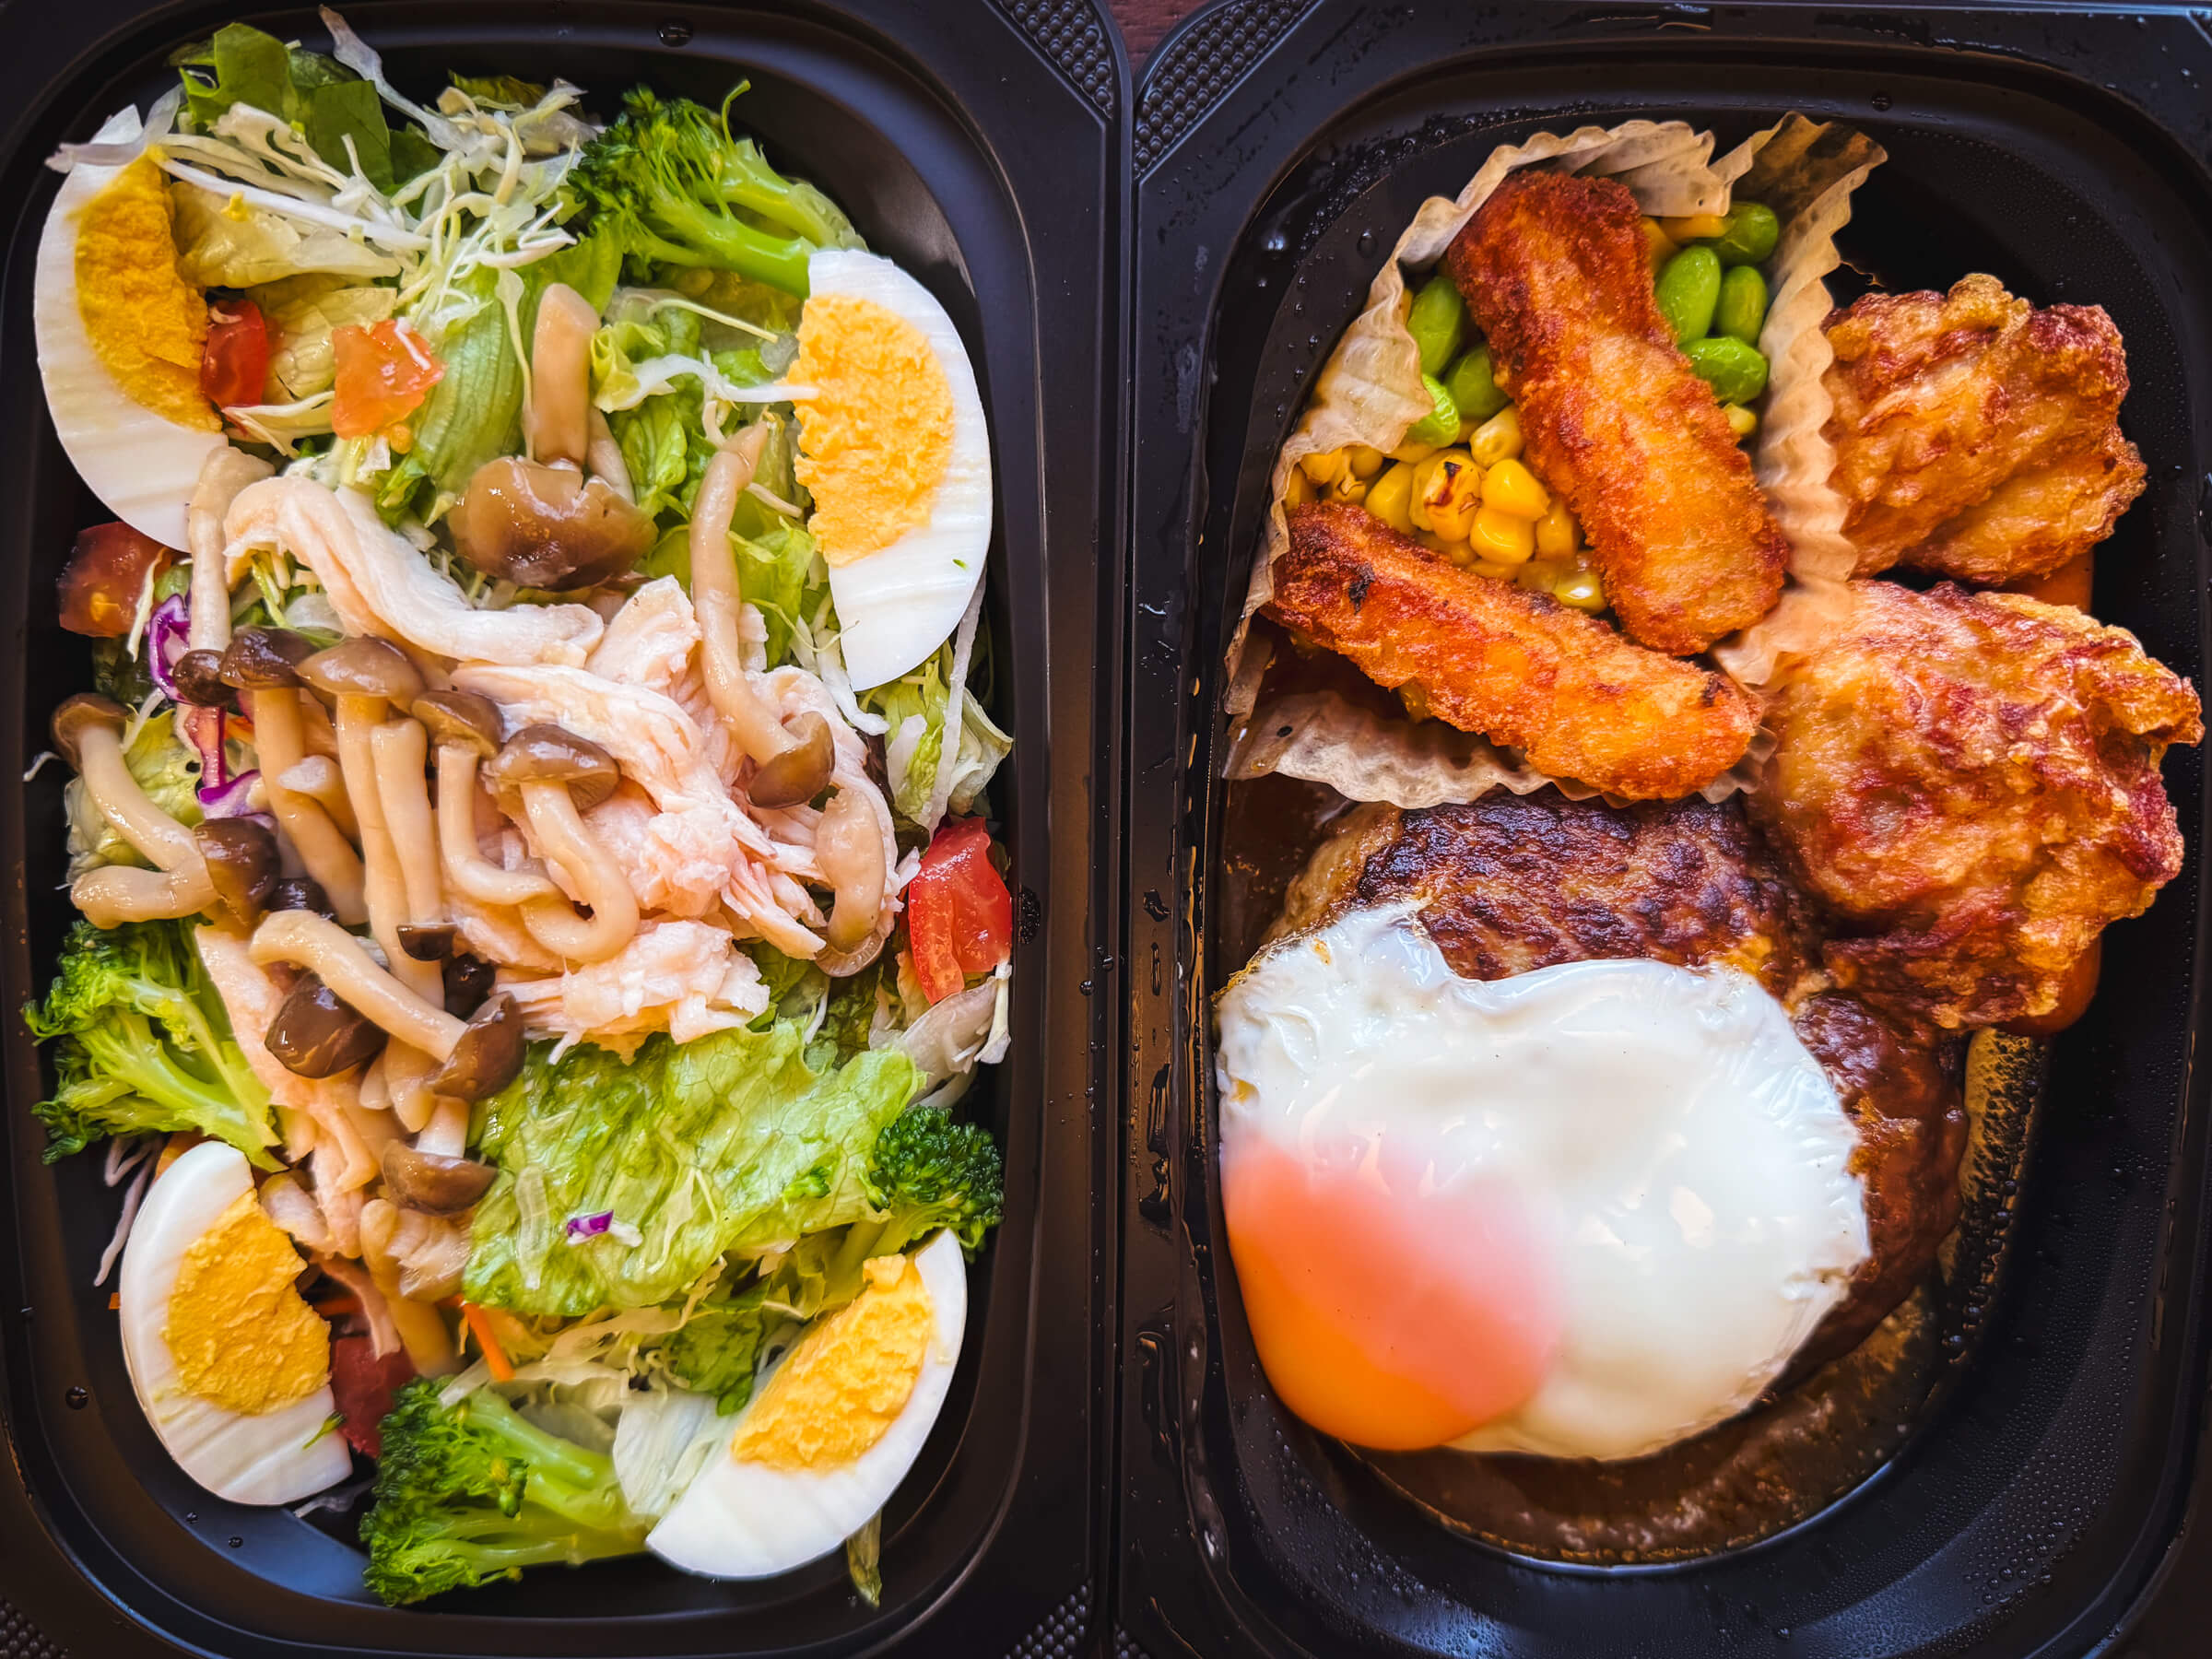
[[0, 3, 1119, 1655], [1123, 38, 2212, 1659]]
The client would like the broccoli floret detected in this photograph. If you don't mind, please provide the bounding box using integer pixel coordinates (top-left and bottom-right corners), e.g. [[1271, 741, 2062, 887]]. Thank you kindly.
[[359, 1381, 647, 1606], [22, 919, 277, 1166], [861, 1102, 1006, 1256], [570, 88, 858, 295]]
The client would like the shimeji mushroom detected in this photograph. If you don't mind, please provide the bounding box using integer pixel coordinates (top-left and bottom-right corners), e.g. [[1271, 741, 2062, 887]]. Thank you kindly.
[[485, 724, 641, 964], [218, 627, 368, 924], [411, 689, 559, 908], [53, 693, 218, 927]]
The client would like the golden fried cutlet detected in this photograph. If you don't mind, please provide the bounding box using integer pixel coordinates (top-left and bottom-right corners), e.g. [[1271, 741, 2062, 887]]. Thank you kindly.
[[1823, 274, 2146, 582], [1445, 171, 1791, 654], [1749, 580, 2202, 1030], [1270, 789, 1966, 1371], [1265, 503, 1758, 801]]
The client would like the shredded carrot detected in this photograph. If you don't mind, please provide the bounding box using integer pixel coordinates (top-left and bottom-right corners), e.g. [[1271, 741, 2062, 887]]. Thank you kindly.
[[108, 1292, 120, 1311], [459, 1300, 514, 1382]]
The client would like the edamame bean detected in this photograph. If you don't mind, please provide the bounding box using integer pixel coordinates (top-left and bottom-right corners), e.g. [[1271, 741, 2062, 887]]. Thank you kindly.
[[1708, 202, 1780, 267], [1444, 343, 1510, 424], [1406, 372, 1461, 448], [1655, 246, 1722, 344], [1407, 273, 1468, 377], [1682, 335, 1769, 405], [1714, 265, 1769, 346]]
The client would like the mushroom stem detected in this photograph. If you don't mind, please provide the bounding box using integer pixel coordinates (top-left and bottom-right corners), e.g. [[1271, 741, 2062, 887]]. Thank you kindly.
[[585, 407, 634, 502], [818, 783, 889, 954], [250, 688, 369, 924], [524, 282, 598, 470], [335, 695, 442, 1007], [436, 746, 559, 905], [517, 783, 640, 963], [371, 718, 445, 935], [74, 722, 202, 872], [186, 447, 272, 653], [690, 433, 795, 765], [360, 1199, 457, 1377], [417, 1097, 470, 1160], [276, 755, 361, 841], [71, 863, 218, 930], [250, 910, 465, 1060]]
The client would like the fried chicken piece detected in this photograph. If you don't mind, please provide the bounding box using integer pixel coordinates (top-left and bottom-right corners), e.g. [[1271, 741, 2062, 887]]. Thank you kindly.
[[1271, 790, 1966, 1372], [1445, 171, 1790, 654], [1823, 274, 2147, 582], [1265, 503, 1757, 801], [1749, 580, 2201, 1030]]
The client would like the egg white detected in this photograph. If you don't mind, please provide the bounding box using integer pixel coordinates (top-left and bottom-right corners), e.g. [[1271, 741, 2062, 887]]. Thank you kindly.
[[1216, 903, 1872, 1462], [33, 106, 222, 550], [118, 1141, 351, 1506], [645, 1228, 968, 1579], [806, 248, 992, 691]]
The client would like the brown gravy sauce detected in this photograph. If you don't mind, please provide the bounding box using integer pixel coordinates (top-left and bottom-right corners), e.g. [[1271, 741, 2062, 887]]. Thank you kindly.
[[1213, 765, 2044, 1564]]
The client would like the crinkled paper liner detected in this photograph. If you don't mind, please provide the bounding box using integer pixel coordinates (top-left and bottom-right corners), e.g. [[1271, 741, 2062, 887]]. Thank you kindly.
[[1225, 114, 1885, 809]]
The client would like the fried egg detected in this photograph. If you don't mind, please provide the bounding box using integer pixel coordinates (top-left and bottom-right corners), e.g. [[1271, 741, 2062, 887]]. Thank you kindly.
[[118, 1141, 350, 1504], [647, 1229, 966, 1578], [1215, 903, 1869, 1461], [33, 107, 223, 550], [794, 249, 990, 691]]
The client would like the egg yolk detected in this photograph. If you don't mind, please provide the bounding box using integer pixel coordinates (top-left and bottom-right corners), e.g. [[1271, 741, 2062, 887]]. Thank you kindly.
[[1221, 1131, 1559, 1451], [74, 159, 218, 433], [732, 1253, 932, 1469], [791, 294, 952, 567], [166, 1192, 328, 1415]]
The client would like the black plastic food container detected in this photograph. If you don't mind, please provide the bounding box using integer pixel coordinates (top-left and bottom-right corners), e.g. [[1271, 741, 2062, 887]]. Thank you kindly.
[[1119, 4, 2212, 1655], [0, 2, 1126, 1653]]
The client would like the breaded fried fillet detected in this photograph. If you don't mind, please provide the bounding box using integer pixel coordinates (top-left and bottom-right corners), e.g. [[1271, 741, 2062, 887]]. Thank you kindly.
[[1271, 790, 1966, 1369], [1750, 580, 2202, 1030], [1823, 274, 2147, 582], [1445, 171, 1790, 654], [1265, 503, 1757, 801]]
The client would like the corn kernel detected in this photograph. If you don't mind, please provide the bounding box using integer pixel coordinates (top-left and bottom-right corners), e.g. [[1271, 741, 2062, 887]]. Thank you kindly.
[[1555, 569, 1606, 610], [1724, 403, 1759, 439], [1347, 444, 1388, 479], [1468, 404, 1523, 466], [1415, 530, 1474, 567], [1324, 469, 1370, 507], [1470, 504, 1535, 564], [1471, 559, 1521, 582], [1519, 557, 1562, 592], [1299, 447, 1347, 487], [1409, 448, 1482, 542], [1481, 457, 1550, 520], [1284, 468, 1316, 510], [1535, 499, 1578, 557], [1365, 460, 1418, 534], [1659, 212, 1729, 242], [1391, 439, 1438, 465], [1641, 217, 1679, 274]]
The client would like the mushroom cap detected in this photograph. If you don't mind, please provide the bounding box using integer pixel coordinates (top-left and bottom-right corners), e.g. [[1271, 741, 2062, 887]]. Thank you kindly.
[[396, 922, 459, 961], [488, 723, 620, 810], [194, 818, 280, 927], [267, 875, 335, 920], [380, 1143, 499, 1215], [299, 637, 425, 708], [218, 627, 315, 691], [450, 456, 657, 591], [747, 710, 836, 809], [412, 688, 505, 759], [266, 972, 388, 1077], [170, 648, 234, 709], [427, 990, 525, 1103], [51, 692, 128, 771]]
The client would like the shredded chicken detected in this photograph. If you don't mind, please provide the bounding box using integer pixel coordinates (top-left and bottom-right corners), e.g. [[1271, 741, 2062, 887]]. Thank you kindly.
[[500, 920, 770, 1057]]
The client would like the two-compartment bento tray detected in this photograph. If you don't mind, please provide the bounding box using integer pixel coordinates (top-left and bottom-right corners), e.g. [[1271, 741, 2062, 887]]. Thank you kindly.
[[0, 1, 1127, 1654], [1118, 4, 2212, 1656]]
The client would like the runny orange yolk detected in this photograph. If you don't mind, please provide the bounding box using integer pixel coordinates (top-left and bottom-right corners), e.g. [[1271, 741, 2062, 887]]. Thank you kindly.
[[791, 294, 953, 567], [1221, 1131, 1559, 1451]]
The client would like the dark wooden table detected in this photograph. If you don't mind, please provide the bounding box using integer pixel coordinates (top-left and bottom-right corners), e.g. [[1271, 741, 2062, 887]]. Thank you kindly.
[[1112, 0, 1209, 64]]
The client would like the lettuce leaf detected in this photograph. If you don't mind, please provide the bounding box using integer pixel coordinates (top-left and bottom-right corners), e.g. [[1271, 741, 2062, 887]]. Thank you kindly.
[[171, 22, 429, 193], [171, 186, 404, 288], [253, 275, 397, 400], [464, 1021, 921, 1316]]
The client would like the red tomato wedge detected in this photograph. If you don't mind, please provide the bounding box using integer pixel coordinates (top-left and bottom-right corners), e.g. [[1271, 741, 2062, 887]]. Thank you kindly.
[[329, 1334, 416, 1459], [199, 300, 269, 409], [331, 319, 444, 441], [906, 818, 1013, 1004], [57, 522, 169, 638]]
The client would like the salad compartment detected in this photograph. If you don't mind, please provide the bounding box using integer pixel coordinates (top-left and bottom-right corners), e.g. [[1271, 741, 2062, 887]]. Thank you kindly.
[[0, 1, 1124, 1654], [1121, 6, 2212, 1657]]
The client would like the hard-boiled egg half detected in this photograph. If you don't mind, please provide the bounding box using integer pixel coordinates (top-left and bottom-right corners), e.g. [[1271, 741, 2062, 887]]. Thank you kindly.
[[33, 106, 224, 550], [1216, 904, 1871, 1462], [793, 249, 991, 691], [119, 1141, 351, 1505], [647, 1228, 967, 1578]]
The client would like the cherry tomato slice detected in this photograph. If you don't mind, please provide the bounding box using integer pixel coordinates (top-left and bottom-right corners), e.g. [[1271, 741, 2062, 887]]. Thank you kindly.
[[331, 319, 444, 441], [199, 299, 270, 409], [57, 521, 170, 638], [906, 817, 1013, 1004]]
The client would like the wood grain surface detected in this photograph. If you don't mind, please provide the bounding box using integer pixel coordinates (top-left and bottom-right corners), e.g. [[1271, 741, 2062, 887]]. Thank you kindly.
[[1112, 0, 1211, 63]]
